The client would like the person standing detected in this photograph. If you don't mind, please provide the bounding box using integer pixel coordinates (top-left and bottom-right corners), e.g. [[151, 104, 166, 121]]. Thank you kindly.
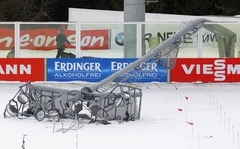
[[6, 47, 15, 58], [55, 25, 71, 58]]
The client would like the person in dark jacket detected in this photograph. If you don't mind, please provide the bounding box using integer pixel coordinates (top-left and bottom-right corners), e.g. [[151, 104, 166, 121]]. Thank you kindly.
[[55, 25, 71, 58], [6, 47, 15, 58]]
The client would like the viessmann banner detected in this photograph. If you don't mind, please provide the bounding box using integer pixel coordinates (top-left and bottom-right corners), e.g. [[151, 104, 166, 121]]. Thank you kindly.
[[0, 58, 44, 82], [47, 58, 167, 82], [171, 58, 240, 82]]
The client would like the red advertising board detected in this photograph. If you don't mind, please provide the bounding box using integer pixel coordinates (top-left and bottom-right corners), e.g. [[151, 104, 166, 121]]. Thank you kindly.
[[81, 30, 109, 50], [0, 58, 44, 82], [0, 28, 14, 50], [171, 58, 240, 82], [0, 28, 109, 50]]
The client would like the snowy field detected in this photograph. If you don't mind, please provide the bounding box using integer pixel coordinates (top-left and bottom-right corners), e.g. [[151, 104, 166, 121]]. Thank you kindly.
[[0, 82, 240, 149]]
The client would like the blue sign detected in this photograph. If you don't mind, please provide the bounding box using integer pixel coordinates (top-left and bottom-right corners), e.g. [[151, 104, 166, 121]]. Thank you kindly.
[[47, 58, 167, 82]]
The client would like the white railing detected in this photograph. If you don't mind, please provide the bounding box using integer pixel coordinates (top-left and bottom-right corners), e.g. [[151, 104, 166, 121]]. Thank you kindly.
[[0, 20, 240, 58]]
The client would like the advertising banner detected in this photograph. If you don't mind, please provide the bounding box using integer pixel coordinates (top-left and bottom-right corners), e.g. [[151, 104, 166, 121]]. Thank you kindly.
[[0, 28, 14, 50], [47, 58, 167, 82], [0, 58, 44, 82], [171, 58, 240, 82], [0, 28, 109, 50]]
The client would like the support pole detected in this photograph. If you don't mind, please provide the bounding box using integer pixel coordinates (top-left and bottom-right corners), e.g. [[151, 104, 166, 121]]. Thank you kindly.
[[124, 0, 145, 58]]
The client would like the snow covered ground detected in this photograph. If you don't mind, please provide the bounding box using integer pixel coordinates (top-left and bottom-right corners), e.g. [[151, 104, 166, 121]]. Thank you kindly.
[[0, 82, 240, 149]]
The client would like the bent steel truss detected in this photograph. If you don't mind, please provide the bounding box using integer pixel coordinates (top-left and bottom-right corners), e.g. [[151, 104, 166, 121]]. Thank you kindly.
[[90, 18, 206, 92], [4, 18, 207, 123]]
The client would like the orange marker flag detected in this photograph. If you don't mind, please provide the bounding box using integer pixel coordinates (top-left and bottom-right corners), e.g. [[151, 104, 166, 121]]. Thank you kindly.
[[178, 108, 183, 111], [187, 121, 194, 125]]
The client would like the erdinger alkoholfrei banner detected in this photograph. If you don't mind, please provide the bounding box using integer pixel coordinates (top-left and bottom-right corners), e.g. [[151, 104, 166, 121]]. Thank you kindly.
[[47, 58, 167, 82], [171, 58, 240, 82]]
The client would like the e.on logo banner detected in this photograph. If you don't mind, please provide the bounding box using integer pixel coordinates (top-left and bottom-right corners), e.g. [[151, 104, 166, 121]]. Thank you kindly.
[[0, 58, 44, 82], [0, 28, 109, 50], [171, 58, 240, 82]]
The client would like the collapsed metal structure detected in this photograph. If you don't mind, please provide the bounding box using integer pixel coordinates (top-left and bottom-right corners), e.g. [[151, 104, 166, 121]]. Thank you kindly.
[[3, 18, 207, 124]]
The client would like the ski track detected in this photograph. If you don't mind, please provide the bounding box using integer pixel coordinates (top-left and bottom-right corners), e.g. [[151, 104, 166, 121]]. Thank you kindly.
[[0, 82, 239, 149]]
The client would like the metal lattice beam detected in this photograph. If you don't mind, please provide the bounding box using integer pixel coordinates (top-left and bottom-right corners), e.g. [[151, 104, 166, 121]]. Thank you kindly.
[[91, 18, 207, 92]]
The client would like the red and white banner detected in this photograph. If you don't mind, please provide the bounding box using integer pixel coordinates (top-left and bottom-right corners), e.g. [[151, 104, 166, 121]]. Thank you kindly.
[[81, 29, 109, 50], [171, 58, 240, 82], [0, 28, 109, 50], [0, 58, 44, 82], [0, 28, 14, 50]]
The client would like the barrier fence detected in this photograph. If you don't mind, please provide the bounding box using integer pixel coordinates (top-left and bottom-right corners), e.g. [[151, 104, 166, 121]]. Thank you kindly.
[[1, 21, 240, 58], [1, 58, 240, 83]]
